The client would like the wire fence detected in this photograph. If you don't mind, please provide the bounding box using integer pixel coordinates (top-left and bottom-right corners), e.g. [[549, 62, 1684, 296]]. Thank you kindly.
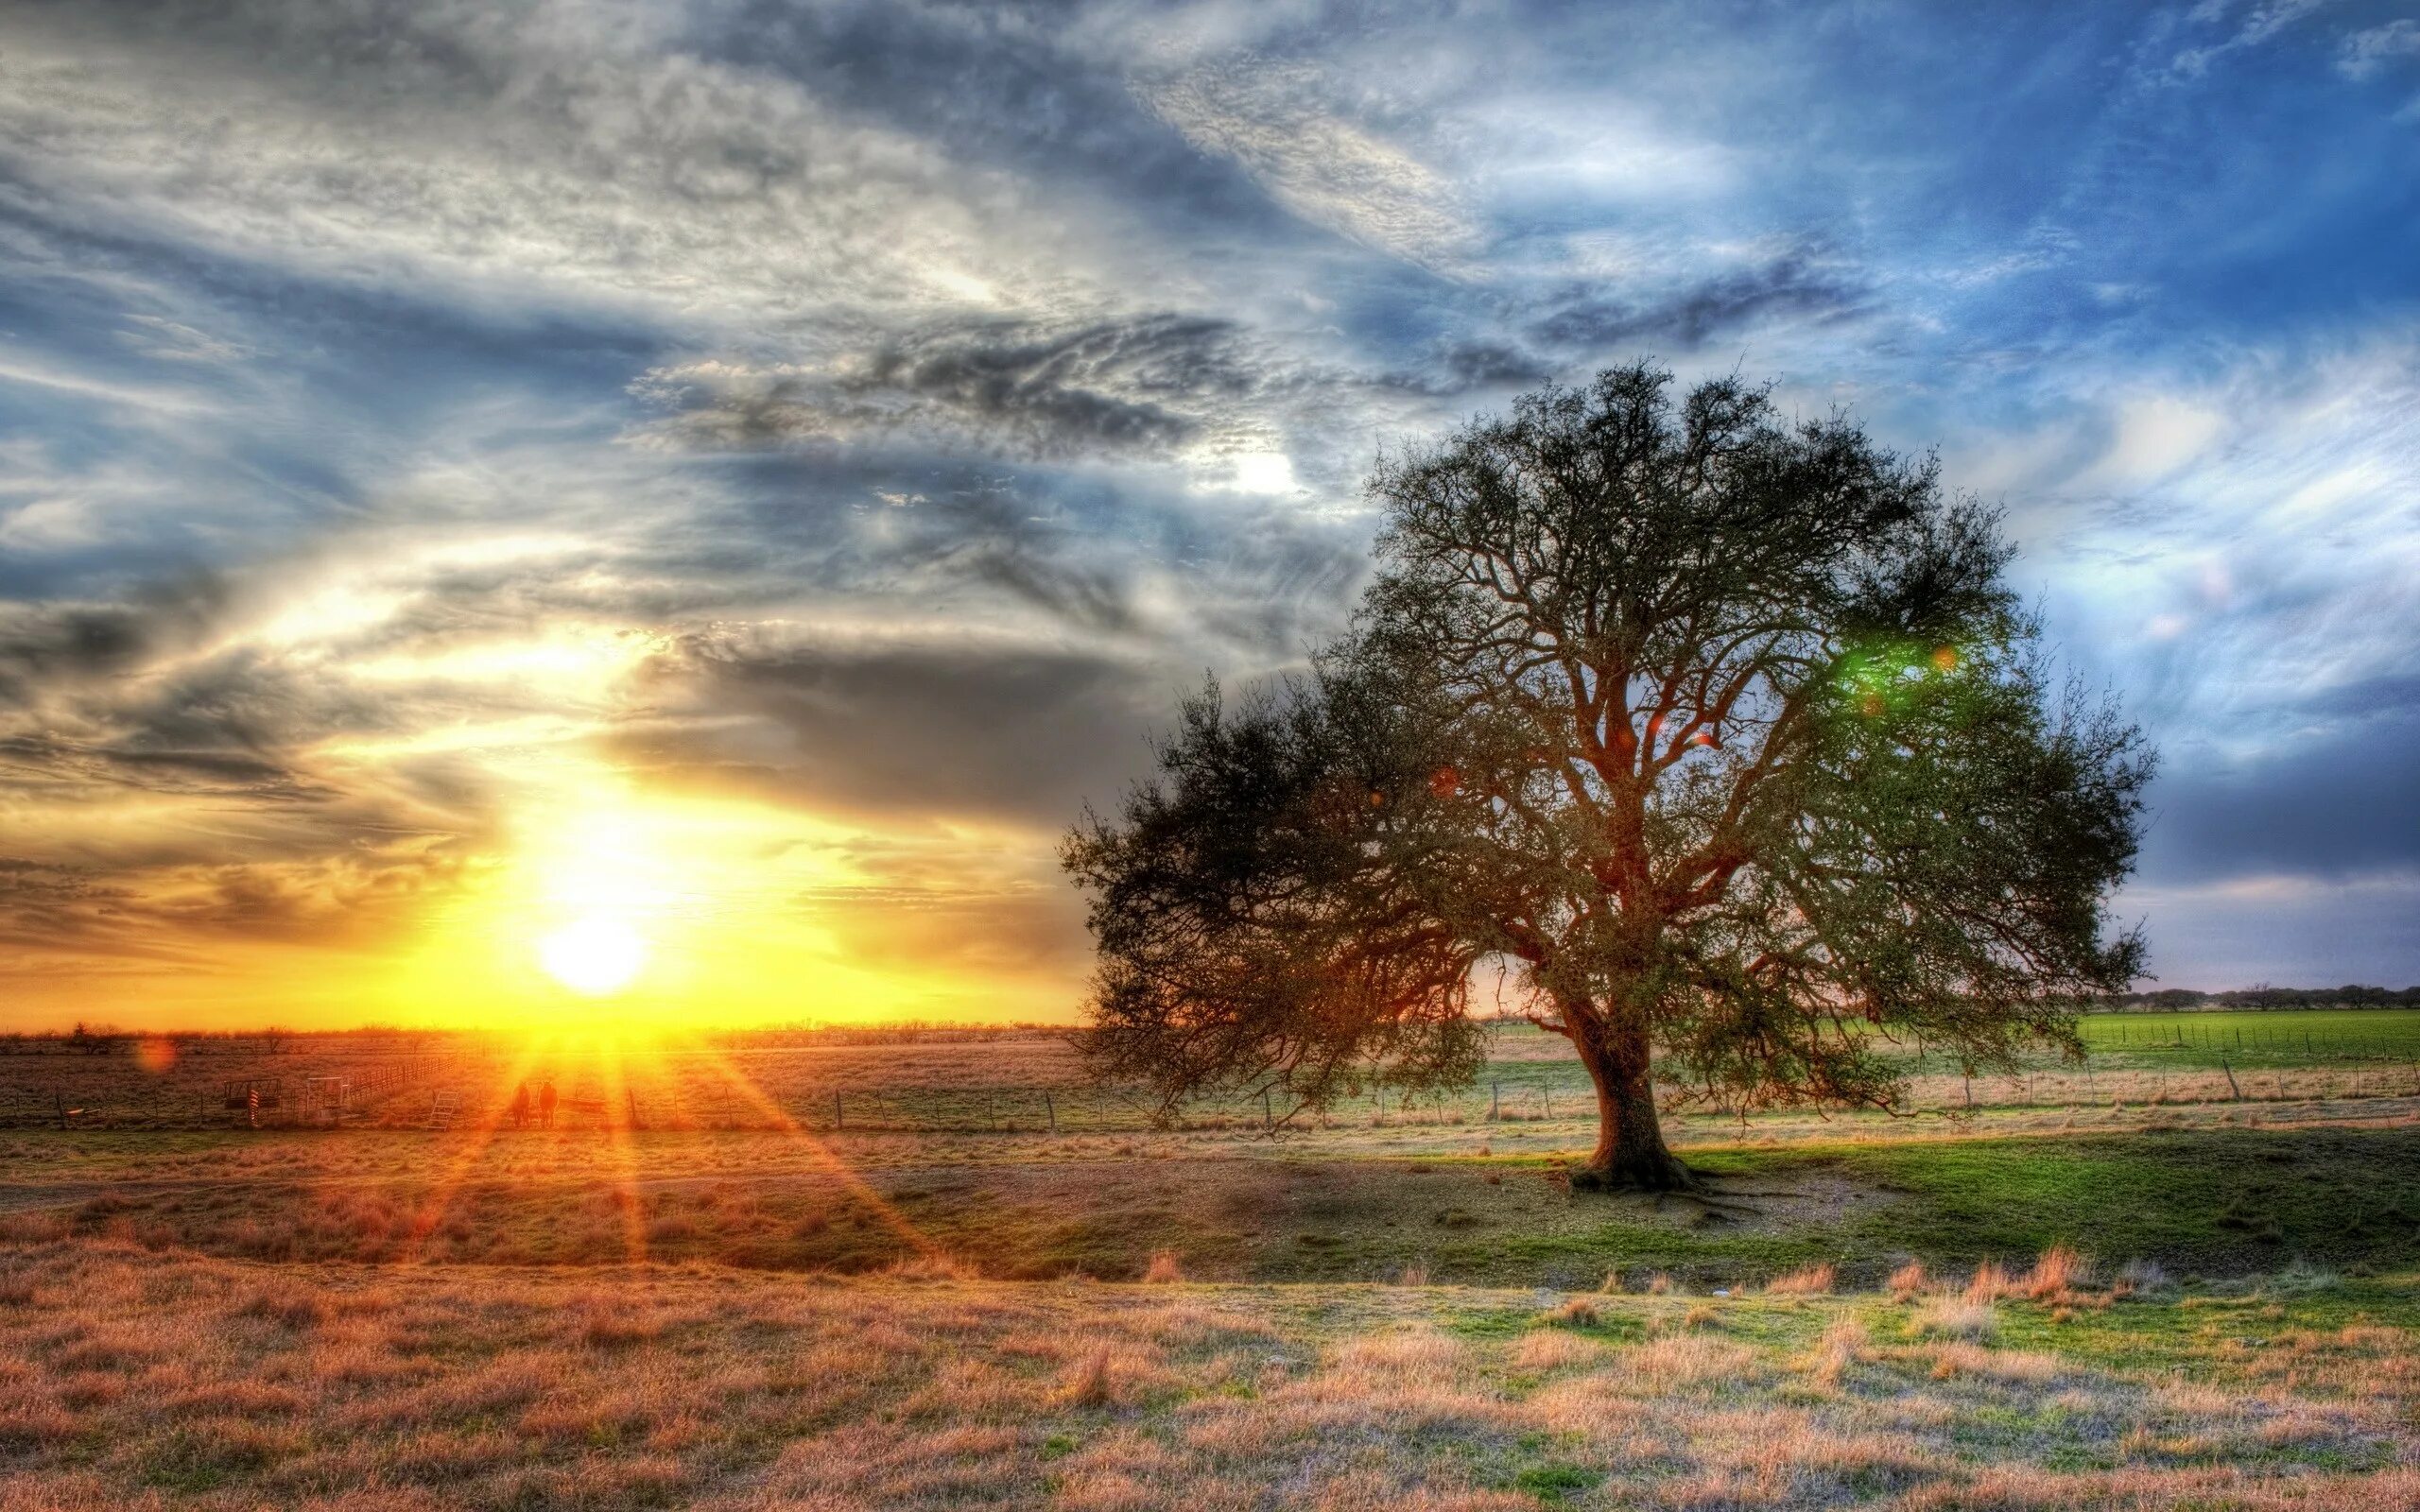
[[0, 1025, 2410, 1132], [3, 1052, 2416, 1133]]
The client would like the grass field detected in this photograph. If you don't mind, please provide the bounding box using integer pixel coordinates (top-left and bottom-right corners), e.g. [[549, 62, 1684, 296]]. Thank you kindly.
[[2, 1015, 2414, 1508], [7, 1120, 2419, 1286], [2075, 1010, 2420, 1069], [1, 1239, 2413, 1511], [8, 1009, 2418, 1132]]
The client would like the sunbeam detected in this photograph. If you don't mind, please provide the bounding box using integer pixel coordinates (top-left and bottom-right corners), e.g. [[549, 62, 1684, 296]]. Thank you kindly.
[[670, 1030, 954, 1265]]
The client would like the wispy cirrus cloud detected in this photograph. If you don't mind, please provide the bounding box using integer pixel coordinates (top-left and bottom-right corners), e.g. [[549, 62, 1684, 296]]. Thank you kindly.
[[1139, 57, 1484, 274]]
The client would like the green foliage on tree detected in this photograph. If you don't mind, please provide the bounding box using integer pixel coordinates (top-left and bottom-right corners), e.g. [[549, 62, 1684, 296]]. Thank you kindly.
[[1064, 365, 2152, 1188]]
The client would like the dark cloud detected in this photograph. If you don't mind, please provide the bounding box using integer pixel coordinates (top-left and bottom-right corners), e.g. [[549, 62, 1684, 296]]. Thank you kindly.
[[857, 316, 1250, 455], [2141, 706, 2420, 885], [0, 846, 474, 960], [0, 579, 228, 706], [610, 631, 1172, 829], [0, 732, 316, 803], [1530, 252, 1872, 352], [636, 314, 1280, 462], [1375, 339, 1558, 398]]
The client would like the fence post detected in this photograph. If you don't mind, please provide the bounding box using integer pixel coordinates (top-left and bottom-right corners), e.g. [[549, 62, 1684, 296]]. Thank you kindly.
[[1262, 1086, 1273, 1130], [1045, 1090, 1057, 1133], [2221, 1056, 2241, 1101], [833, 1090, 843, 1131]]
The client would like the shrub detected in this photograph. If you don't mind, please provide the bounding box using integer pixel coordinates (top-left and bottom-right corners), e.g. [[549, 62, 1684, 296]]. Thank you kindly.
[[1140, 1249, 1184, 1284], [1887, 1262, 1928, 1302]]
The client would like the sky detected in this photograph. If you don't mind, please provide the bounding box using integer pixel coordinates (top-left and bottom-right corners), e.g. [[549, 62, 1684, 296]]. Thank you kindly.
[[1, 0, 2416, 1031]]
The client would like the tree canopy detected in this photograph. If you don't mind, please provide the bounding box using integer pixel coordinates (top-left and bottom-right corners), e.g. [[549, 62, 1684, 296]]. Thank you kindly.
[[1063, 364, 2152, 1188]]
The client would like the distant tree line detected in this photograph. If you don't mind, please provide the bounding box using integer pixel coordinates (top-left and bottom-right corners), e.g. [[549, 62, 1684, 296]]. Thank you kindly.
[[0, 1025, 448, 1055], [2097, 985, 2420, 1012], [702, 1022, 1075, 1048], [0, 1022, 1080, 1052]]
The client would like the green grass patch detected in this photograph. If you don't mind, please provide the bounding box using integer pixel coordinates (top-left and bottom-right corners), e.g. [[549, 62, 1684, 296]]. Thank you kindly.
[[1510, 1461, 1600, 1502], [1724, 1125, 2420, 1275]]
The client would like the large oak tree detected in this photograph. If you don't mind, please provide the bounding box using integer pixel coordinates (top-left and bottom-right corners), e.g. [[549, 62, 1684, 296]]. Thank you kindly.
[[1063, 365, 2152, 1189]]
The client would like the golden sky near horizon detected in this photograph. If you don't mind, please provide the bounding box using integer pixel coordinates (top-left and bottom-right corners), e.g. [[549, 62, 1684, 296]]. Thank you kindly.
[[0, 556, 1097, 1032], [8, 761, 1089, 1033]]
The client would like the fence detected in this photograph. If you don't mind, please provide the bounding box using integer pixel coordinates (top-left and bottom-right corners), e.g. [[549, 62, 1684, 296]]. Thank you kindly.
[[1, 1037, 2414, 1134]]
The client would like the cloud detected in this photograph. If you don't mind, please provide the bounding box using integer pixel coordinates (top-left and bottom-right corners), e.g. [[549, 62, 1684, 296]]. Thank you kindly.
[[2120, 868, 2420, 987], [1529, 249, 1872, 352], [609, 627, 1174, 830], [799, 845, 1089, 976], [0, 3, 1108, 330], [1139, 57, 1482, 273], [1985, 334, 2420, 745], [2141, 703, 2420, 885], [2168, 0, 2333, 80], [631, 315, 1280, 461], [2338, 19, 2420, 78], [0, 580, 228, 706]]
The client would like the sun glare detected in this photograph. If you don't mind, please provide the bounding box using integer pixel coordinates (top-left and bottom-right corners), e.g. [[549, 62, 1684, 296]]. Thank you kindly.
[[537, 917, 648, 996]]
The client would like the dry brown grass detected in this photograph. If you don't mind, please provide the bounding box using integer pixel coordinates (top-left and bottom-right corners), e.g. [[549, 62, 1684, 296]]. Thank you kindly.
[[1766, 1263, 1836, 1296], [1967, 1260, 2014, 1302], [2021, 1244, 2088, 1301], [1808, 1315, 1867, 1387], [0, 1237, 2408, 1510], [1540, 1296, 1599, 1329], [1912, 1295, 2001, 1342]]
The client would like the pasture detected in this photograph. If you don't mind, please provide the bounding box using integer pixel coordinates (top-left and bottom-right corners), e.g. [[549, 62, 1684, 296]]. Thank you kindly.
[[1, 1011, 2415, 1509], [8, 1009, 2418, 1134]]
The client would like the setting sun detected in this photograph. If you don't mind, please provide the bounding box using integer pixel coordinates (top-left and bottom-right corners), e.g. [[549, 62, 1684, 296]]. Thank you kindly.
[[536, 917, 648, 996]]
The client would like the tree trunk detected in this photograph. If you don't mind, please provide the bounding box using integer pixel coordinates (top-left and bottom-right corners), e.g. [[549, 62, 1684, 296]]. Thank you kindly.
[[1567, 1013, 1695, 1192]]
